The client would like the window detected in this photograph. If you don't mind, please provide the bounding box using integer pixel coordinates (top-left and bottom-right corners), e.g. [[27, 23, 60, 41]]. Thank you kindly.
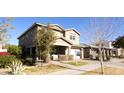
[[70, 34, 73, 40], [70, 33, 76, 40], [73, 35, 75, 40]]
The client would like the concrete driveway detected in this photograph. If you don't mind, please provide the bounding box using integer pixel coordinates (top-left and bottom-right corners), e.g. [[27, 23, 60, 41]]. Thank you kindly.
[[46, 58, 124, 75]]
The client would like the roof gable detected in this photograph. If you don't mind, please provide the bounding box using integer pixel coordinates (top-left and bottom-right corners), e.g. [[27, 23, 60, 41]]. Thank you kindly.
[[18, 23, 65, 39], [66, 29, 80, 36], [54, 37, 72, 46], [50, 24, 65, 31]]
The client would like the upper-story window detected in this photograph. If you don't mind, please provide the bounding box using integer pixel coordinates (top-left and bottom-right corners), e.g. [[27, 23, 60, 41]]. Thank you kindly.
[[70, 33, 75, 40]]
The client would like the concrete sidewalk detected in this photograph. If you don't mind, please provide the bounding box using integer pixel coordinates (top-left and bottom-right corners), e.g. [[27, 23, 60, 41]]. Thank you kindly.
[[47, 61, 100, 75]]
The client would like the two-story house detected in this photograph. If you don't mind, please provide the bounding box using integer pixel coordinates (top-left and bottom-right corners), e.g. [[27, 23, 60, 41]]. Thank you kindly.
[[18, 22, 118, 61], [18, 23, 83, 60]]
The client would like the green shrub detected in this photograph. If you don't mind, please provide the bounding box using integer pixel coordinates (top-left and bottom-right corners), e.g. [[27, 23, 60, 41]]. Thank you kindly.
[[0, 55, 16, 68], [5, 44, 22, 58], [58, 55, 74, 61]]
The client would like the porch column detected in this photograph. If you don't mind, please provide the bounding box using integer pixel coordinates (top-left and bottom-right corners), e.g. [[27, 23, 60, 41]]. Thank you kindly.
[[107, 50, 110, 56], [89, 48, 92, 59], [81, 48, 84, 59], [89, 48, 92, 54], [65, 46, 71, 55], [110, 50, 113, 56], [103, 49, 106, 60], [67, 46, 71, 55], [109, 50, 111, 56]]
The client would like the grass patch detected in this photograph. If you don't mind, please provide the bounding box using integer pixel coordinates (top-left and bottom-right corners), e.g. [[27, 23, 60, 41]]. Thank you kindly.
[[81, 67, 124, 75], [66, 61, 87, 66], [23, 64, 66, 75]]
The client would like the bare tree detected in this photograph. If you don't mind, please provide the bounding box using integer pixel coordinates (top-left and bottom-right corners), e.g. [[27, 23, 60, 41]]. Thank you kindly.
[[0, 17, 14, 47], [82, 18, 122, 74]]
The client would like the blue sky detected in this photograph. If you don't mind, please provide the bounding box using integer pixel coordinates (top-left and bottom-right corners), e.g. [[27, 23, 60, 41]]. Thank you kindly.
[[5, 17, 124, 45]]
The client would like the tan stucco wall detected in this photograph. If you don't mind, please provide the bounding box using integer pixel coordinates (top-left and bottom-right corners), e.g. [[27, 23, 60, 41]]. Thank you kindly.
[[65, 30, 79, 45], [37, 25, 44, 31], [54, 38, 71, 47], [37, 25, 64, 38], [52, 30, 64, 38], [50, 25, 62, 31]]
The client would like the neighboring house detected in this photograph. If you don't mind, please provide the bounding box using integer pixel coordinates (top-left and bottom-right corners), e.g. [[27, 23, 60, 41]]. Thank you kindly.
[[0, 45, 7, 52], [117, 48, 124, 57], [18, 22, 118, 61], [81, 43, 118, 60]]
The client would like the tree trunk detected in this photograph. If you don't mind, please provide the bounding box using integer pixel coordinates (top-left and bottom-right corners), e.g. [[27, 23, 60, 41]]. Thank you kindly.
[[100, 54, 104, 74], [45, 53, 51, 63], [99, 44, 104, 74]]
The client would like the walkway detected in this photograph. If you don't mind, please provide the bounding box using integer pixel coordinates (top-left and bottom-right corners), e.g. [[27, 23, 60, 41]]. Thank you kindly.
[[47, 58, 124, 75]]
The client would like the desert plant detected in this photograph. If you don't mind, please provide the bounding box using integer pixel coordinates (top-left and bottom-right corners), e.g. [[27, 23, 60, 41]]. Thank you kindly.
[[7, 59, 24, 75]]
